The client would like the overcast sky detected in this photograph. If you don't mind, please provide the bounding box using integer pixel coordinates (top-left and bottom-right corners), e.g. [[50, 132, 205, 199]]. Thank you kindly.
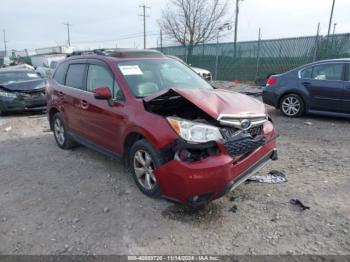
[[1, 0, 350, 51]]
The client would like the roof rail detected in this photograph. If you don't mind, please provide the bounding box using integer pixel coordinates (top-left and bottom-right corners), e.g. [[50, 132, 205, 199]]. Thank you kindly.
[[67, 49, 164, 58]]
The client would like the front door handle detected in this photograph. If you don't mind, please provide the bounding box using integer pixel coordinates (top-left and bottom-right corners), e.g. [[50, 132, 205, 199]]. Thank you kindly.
[[57, 91, 64, 96], [80, 100, 89, 110], [345, 86, 350, 90], [302, 82, 311, 87]]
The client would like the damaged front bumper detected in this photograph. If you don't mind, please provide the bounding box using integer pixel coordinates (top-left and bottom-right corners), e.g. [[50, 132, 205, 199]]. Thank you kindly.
[[154, 127, 278, 206], [0, 93, 46, 113]]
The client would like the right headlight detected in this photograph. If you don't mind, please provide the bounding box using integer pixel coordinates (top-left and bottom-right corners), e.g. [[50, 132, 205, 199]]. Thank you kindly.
[[0, 90, 17, 98], [167, 117, 223, 143]]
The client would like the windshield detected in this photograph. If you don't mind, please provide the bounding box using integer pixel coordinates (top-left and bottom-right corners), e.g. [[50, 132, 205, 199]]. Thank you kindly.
[[0, 71, 41, 85], [116, 59, 213, 97]]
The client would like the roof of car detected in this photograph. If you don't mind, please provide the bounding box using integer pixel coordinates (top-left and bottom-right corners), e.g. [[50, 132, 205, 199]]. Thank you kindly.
[[66, 48, 165, 60], [0, 69, 36, 74], [312, 58, 350, 63]]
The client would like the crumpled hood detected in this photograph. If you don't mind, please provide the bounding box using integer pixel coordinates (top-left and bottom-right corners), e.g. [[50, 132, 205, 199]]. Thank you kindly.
[[144, 88, 266, 119], [0, 79, 46, 92]]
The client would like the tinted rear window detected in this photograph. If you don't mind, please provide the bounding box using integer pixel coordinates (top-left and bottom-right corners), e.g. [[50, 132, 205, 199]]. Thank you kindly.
[[65, 64, 86, 90], [53, 62, 68, 84]]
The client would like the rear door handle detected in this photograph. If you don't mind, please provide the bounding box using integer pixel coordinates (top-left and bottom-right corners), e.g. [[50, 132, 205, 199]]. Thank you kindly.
[[80, 100, 89, 110], [302, 82, 311, 87]]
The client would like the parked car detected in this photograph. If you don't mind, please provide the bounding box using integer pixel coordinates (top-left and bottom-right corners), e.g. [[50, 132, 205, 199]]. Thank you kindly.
[[0, 69, 47, 115], [35, 60, 59, 78], [167, 55, 212, 81], [191, 66, 212, 81], [47, 49, 278, 206], [263, 59, 350, 117]]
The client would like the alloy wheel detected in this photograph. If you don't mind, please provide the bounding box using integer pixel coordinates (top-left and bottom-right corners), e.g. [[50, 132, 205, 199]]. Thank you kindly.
[[281, 96, 301, 116], [133, 150, 157, 191], [54, 118, 65, 145]]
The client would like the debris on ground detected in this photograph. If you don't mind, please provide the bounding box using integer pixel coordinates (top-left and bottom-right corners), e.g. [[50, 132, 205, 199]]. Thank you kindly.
[[229, 205, 238, 213], [4, 126, 12, 132], [248, 170, 287, 184], [290, 198, 310, 211], [103, 207, 110, 213], [304, 121, 313, 126]]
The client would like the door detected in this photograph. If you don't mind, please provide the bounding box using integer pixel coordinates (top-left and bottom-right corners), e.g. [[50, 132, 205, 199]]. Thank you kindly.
[[300, 63, 345, 112], [80, 60, 127, 154], [62, 61, 89, 135], [344, 63, 350, 113]]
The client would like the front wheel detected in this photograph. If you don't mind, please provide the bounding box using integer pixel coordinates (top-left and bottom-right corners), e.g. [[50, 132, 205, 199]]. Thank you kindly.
[[52, 113, 76, 149], [129, 139, 162, 198], [280, 94, 305, 117]]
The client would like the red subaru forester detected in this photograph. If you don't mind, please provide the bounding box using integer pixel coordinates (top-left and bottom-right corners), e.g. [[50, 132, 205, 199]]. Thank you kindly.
[[47, 49, 278, 206]]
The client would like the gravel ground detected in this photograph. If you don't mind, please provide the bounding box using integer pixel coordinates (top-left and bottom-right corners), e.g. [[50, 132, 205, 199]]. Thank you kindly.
[[0, 90, 349, 255]]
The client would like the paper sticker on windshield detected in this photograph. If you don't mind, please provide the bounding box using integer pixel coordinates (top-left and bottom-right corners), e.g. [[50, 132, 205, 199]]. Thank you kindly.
[[118, 65, 143, 75], [27, 73, 38, 78]]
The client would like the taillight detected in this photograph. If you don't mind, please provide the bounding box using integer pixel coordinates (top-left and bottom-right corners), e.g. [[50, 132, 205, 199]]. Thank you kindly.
[[266, 76, 277, 87]]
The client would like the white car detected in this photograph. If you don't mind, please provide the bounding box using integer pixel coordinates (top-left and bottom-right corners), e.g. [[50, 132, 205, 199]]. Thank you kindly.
[[167, 55, 212, 82], [191, 66, 212, 81]]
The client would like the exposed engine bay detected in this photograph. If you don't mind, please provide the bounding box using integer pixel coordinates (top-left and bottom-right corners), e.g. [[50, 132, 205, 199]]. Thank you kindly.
[[144, 89, 274, 163]]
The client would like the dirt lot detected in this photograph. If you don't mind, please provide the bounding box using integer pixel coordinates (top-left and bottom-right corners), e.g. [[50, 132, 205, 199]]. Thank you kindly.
[[0, 95, 349, 255]]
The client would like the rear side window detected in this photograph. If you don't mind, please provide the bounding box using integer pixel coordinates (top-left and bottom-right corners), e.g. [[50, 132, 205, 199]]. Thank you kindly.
[[53, 62, 68, 84], [300, 67, 313, 79], [311, 63, 343, 81], [65, 64, 86, 90]]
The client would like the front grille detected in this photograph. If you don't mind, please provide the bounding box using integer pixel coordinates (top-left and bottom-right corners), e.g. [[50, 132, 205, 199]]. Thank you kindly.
[[220, 125, 263, 140], [224, 136, 266, 156], [247, 125, 263, 137]]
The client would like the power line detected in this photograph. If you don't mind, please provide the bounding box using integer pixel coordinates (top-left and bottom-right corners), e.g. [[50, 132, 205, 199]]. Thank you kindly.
[[139, 4, 150, 49], [72, 31, 159, 44], [63, 22, 72, 46]]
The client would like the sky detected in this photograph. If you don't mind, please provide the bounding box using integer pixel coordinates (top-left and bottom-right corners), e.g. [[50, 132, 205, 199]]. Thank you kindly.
[[1, 0, 350, 51]]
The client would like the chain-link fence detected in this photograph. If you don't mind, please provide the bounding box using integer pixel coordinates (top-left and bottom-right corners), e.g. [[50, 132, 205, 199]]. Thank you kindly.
[[159, 33, 350, 82]]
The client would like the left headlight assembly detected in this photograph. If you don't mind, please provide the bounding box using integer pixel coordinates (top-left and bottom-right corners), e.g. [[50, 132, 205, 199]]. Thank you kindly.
[[0, 90, 17, 98], [167, 117, 223, 143]]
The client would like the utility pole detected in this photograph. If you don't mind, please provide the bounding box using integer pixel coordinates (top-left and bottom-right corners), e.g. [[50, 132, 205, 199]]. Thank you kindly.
[[313, 22, 320, 62], [327, 0, 336, 37], [332, 22, 337, 35], [63, 22, 72, 46], [160, 30, 163, 52], [3, 29, 7, 56], [255, 27, 261, 81], [233, 0, 242, 58], [139, 4, 150, 49]]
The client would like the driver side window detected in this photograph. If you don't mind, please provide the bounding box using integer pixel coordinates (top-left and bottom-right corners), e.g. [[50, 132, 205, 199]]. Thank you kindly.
[[87, 64, 124, 100]]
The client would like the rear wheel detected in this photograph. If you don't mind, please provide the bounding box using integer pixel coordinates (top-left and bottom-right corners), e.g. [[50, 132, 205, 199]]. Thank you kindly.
[[129, 139, 161, 198], [280, 94, 305, 117], [52, 113, 76, 149]]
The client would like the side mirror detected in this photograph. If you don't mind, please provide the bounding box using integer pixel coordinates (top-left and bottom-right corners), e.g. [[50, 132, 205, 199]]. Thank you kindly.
[[94, 87, 112, 100]]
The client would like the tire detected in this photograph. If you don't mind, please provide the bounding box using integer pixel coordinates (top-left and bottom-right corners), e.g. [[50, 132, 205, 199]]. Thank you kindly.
[[280, 94, 305, 117], [51, 112, 76, 149], [129, 139, 162, 198]]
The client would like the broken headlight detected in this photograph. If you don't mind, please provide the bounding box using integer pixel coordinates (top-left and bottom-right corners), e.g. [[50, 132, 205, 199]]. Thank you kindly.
[[167, 117, 223, 143], [0, 90, 16, 98]]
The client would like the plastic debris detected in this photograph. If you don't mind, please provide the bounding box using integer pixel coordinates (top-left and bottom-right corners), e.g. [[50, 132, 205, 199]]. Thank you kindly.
[[229, 205, 238, 213], [4, 126, 12, 132], [248, 170, 287, 184], [290, 198, 310, 210]]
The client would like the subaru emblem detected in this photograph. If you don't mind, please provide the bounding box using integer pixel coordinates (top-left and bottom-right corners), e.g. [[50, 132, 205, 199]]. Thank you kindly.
[[240, 119, 251, 130]]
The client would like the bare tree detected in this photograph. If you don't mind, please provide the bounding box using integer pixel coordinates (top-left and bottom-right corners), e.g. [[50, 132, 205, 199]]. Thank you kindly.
[[159, 0, 229, 61]]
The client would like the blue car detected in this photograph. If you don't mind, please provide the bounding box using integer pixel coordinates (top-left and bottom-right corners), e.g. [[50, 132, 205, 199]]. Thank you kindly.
[[262, 59, 350, 118]]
